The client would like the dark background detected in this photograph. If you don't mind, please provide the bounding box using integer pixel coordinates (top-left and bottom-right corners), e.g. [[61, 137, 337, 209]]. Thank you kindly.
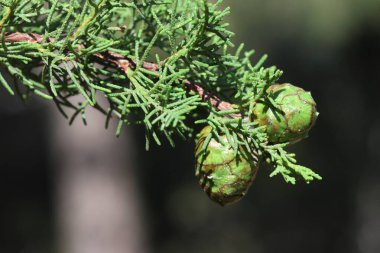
[[1, 0, 380, 252]]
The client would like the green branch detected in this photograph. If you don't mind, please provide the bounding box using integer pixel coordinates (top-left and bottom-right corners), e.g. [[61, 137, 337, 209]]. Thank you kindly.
[[0, 0, 321, 189]]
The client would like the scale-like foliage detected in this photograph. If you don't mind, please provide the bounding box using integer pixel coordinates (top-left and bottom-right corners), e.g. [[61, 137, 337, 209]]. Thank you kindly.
[[0, 0, 321, 184]]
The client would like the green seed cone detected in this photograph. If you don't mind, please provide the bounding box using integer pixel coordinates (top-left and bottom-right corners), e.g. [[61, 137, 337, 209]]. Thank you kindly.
[[252, 83, 318, 144], [195, 126, 260, 206]]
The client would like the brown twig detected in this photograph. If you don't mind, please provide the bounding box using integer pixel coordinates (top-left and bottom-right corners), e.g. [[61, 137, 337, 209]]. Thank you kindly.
[[3, 32, 237, 114]]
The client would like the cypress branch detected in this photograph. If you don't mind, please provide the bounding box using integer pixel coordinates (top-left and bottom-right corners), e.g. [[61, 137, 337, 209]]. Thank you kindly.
[[0, 0, 321, 186]]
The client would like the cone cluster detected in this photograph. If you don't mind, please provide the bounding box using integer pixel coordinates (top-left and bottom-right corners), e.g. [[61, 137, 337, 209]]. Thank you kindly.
[[195, 83, 318, 205]]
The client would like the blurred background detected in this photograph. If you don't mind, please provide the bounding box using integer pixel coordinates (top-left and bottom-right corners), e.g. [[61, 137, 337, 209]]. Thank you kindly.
[[1, 0, 380, 252]]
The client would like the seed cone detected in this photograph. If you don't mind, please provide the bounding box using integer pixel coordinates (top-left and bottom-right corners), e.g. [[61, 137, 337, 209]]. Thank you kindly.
[[195, 126, 259, 206], [252, 83, 318, 144]]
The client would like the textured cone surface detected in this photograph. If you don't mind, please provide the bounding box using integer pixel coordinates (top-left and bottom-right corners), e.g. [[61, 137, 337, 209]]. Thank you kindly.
[[195, 126, 259, 206], [253, 83, 318, 144]]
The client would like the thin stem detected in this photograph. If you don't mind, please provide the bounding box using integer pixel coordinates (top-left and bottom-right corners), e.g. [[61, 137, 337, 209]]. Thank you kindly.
[[3, 32, 237, 114]]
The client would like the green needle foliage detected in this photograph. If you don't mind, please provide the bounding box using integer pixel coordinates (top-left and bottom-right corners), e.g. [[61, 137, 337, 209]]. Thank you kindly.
[[0, 0, 321, 184]]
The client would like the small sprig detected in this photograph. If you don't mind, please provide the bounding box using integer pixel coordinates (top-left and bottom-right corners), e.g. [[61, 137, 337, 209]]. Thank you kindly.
[[264, 143, 322, 184]]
